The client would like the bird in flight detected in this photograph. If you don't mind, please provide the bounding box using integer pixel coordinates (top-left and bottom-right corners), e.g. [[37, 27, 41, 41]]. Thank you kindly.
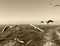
[[46, 20, 54, 24], [54, 4, 60, 7], [49, 3, 60, 7]]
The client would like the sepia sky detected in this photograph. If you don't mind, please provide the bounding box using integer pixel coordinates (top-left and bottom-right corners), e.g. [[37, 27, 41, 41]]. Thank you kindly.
[[0, 0, 60, 24]]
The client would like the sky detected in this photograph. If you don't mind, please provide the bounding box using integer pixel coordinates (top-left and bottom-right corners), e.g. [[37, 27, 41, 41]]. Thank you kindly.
[[0, 0, 60, 24]]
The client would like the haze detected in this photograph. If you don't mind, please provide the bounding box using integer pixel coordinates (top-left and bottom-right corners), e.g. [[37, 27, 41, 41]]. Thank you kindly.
[[0, 0, 60, 24]]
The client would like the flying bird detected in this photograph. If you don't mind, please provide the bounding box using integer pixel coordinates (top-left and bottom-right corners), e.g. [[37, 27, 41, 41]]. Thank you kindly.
[[49, 3, 60, 7], [46, 20, 54, 24], [40, 21, 44, 23], [54, 4, 60, 7]]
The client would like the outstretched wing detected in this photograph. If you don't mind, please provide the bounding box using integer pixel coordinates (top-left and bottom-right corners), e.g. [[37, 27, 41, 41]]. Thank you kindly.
[[47, 20, 54, 24]]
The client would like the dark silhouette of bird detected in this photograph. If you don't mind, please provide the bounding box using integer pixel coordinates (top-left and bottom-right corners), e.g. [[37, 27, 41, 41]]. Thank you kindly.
[[46, 20, 54, 24], [54, 5, 60, 7], [49, 3, 60, 7], [40, 21, 44, 23]]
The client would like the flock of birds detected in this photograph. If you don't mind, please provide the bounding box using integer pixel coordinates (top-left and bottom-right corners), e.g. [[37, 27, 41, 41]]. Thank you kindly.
[[49, 0, 60, 7], [40, 20, 54, 24], [50, 3, 60, 7]]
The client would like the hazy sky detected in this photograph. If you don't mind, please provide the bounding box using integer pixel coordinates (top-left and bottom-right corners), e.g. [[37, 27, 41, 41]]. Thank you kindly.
[[0, 0, 60, 24]]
